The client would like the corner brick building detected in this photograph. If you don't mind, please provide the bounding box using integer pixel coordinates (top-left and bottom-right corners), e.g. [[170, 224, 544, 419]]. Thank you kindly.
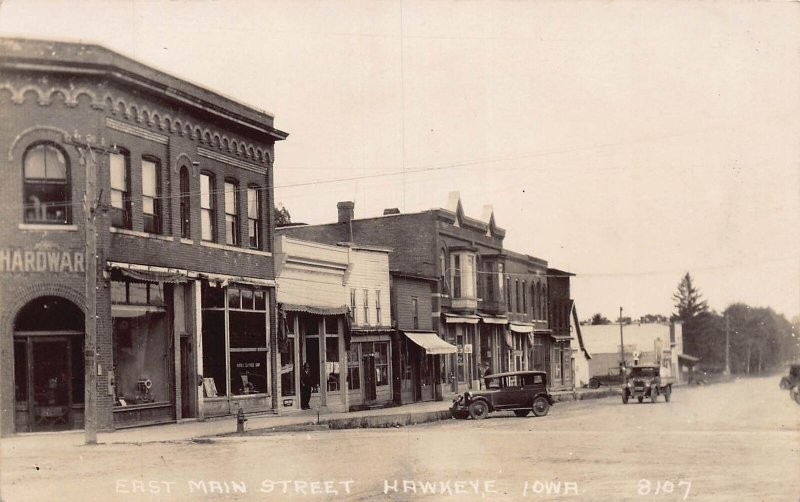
[[0, 38, 287, 435]]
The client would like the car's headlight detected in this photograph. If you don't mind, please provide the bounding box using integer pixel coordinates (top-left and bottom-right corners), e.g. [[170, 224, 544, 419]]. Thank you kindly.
[[464, 391, 472, 400]]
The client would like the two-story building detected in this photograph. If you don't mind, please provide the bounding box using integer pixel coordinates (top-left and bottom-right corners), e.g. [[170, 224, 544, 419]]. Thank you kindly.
[[274, 234, 395, 412], [0, 38, 287, 435]]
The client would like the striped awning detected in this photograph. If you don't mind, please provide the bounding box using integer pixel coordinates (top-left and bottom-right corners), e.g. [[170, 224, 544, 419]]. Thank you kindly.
[[403, 331, 457, 355]]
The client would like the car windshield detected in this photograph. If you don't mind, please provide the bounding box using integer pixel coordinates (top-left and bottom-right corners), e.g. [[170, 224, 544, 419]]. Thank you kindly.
[[629, 367, 657, 378], [485, 377, 502, 390]]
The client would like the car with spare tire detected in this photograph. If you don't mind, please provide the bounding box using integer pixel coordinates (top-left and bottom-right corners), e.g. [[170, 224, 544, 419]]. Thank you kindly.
[[450, 370, 554, 420]]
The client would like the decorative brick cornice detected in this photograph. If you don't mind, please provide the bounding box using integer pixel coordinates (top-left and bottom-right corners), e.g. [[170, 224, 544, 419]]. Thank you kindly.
[[0, 80, 274, 165]]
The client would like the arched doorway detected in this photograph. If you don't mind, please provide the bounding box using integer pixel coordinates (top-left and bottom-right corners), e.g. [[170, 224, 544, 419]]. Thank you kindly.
[[13, 296, 85, 432]]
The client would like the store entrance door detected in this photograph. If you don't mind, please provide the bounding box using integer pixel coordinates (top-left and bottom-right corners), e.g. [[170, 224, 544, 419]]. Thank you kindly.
[[362, 353, 377, 402], [180, 335, 196, 419]]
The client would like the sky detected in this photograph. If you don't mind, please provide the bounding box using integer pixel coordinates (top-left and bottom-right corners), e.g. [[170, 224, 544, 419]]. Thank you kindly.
[[1, 0, 798, 321]]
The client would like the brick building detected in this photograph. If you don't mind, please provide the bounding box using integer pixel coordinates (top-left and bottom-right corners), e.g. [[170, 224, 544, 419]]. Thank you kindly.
[[0, 38, 287, 435], [277, 192, 578, 398]]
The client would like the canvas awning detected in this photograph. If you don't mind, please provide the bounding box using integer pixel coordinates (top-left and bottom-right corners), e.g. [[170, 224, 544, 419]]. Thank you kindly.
[[403, 331, 457, 355], [281, 304, 349, 316], [443, 313, 480, 324], [509, 323, 534, 334], [476, 313, 508, 324], [109, 262, 188, 283]]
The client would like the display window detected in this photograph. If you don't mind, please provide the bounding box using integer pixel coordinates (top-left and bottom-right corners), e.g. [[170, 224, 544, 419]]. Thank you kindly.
[[201, 282, 270, 398]]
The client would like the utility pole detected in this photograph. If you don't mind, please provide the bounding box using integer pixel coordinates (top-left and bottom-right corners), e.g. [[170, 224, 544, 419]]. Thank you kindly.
[[619, 306, 625, 383], [76, 138, 101, 445], [725, 313, 731, 377]]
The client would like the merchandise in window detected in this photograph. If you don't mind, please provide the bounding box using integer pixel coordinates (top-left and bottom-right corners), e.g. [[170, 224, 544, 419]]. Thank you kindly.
[[375, 342, 389, 386], [326, 337, 340, 392], [23, 143, 70, 224]]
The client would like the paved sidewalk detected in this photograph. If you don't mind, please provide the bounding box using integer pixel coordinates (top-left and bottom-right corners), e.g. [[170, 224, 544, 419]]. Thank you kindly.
[[0, 387, 617, 451]]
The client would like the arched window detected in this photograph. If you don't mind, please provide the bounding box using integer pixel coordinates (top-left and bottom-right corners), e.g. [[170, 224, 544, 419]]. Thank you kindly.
[[23, 143, 70, 224], [179, 167, 191, 239]]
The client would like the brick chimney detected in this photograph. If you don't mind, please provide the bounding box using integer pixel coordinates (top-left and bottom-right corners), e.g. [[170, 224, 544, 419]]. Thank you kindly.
[[337, 201, 354, 224]]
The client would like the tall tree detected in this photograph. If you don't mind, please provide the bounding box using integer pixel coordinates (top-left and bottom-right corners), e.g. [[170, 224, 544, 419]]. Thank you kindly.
[[274, 203, 291, 227], [590, 313, 610, 325], [673, 272, 708, 322]]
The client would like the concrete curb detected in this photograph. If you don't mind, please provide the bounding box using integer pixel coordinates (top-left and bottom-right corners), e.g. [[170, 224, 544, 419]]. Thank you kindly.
[[222, 410, 453, 437]]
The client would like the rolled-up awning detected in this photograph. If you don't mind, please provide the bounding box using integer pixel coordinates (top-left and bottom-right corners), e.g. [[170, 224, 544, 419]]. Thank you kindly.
[[403, 331, 457, 355], [109, 262, 188, 283], [443, 313, 480, 324], [476, 313, 508, 324], [281, 303, 349, 316], [509, 323, 534, 334]]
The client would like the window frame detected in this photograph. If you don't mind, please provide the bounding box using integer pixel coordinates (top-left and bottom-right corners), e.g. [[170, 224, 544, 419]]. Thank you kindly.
[[22, 142, 71, 225], [141, 156, 162, 234], [109, 149, 132, 229], [200, 172, 216, 242], [247, 185, 261, 249], [224, 179, 240, 246], [375, 290, 381, 326], [362, 289, 369, 326], [179, 166, 191, 239]]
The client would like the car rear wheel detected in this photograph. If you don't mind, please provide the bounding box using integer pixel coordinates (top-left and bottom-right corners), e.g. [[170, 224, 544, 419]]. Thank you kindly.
[[791, 386, 800, 405], [650, 387, 658, 403], [588, 378, 600, 389], [513, 409, 531, 417], [637, 396, 644, 403], [532, 397, 550, 417], [468, 400, 490, 419]]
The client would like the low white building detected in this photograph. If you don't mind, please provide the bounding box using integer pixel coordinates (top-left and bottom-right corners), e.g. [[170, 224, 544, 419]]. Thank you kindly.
[[575, 321, 684, 386]]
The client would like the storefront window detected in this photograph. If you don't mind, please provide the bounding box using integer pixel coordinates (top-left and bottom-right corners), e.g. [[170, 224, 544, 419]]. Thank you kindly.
[[202, 310, 226, 397], [281, 336, 296, 397], [112, 280, 170, 406], [347, 347, 360, 390], [305, 335, 320, 394], [375, 341, 389, 386], [326, 337, 340, 392]]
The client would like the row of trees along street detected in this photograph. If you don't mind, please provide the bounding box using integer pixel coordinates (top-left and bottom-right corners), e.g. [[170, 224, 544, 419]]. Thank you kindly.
[[586, 273, 799, 374], [673, 273, 798, 374]]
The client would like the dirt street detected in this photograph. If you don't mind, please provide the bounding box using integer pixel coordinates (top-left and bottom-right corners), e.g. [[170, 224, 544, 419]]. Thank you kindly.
[[1, 375, 798, 501]]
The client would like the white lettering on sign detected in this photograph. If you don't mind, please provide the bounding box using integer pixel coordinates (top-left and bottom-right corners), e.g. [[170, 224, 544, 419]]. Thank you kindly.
[[0, 249, 85, 273]]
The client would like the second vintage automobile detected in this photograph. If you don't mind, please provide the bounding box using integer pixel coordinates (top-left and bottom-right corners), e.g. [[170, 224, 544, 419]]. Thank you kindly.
[[622, 364, 674, 404], [450, 370, 554, 419]]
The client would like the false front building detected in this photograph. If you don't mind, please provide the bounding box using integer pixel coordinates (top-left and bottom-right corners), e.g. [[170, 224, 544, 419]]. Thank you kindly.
[[0, 38, 287, 435]]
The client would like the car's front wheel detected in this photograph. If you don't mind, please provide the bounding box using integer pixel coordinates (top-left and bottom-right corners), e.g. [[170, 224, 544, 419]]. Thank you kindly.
[[780, 377, 792, 390], [588, 378, 600, 389], [532, 397, 550, 417], [513, 409, 530, 417], [468, 400, 490, 419]]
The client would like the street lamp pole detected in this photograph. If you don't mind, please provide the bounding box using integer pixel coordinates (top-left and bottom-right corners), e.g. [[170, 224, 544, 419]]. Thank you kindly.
[[619, 306, 625, 382]]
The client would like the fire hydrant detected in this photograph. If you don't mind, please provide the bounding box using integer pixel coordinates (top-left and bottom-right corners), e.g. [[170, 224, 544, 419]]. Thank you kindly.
[[236, 407, 247, 433]]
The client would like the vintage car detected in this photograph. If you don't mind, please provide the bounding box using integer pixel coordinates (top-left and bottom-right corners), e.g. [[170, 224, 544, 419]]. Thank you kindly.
[[450, 370, 554, 419], [622, 365, 674, 404], [588, 368, 624, 389], [779, 363, 800, 405]]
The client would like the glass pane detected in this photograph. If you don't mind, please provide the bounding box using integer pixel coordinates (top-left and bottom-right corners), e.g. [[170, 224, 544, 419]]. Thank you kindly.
[[142, 197, 154, 215], [227, 288, 241, 309], [254, 290, 266, 310], [201, 311, 226, 397], [112, 313, 169, 405], [226, 215, 237, 245], [230, 352, 268, 395], [241, 289, 253, 310], [200, 175, 212, 209], [24, 146, 46, 178], [281, 338, 295, 397], [326, 337, 340, 392], [229, 311, 266, 349], [247, 188, 259, 218], [248, 220, 259, 248], [201, 211, 212, 240], [111, 191, 123, 209], [324, 316, 340, 334], [202, 283, 225, 308], [128, 283, 148, 304], [142, 160, 157, 197], [24, 183, 69, 224], [148, 283, 164, 306], [110, 153, 126, 191], [224, 182, 237, 214], [46, 146, 67, 179], [111, 281, 127, 303]]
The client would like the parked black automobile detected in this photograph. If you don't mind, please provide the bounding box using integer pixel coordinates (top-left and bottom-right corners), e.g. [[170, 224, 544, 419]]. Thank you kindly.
[[779, 363, 800, 405], [450, 370, 554, 420]]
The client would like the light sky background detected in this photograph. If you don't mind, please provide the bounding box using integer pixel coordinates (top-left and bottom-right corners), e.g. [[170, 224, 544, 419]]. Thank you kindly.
[[1, 0, 798, 321]]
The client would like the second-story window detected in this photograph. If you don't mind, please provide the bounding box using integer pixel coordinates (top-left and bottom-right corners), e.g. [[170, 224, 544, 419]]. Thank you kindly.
[[247, 186, 261, 249], [363, 289, 369, 325], [375, 290, 381, 325], [506, 277, 511, 311], [522, 281, 527, 315], [412, 297, 419, 330], [224, 180, 239, 246], [142, 158, 161, 234], [350, 289, 357, 325], [515, 279, 520, 313], [180, 167, 190, 239], [23, 142, 71, 224], [200, 173, 215, 241], [452, 255, 462, 298], [109, 151, 131, 229]]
